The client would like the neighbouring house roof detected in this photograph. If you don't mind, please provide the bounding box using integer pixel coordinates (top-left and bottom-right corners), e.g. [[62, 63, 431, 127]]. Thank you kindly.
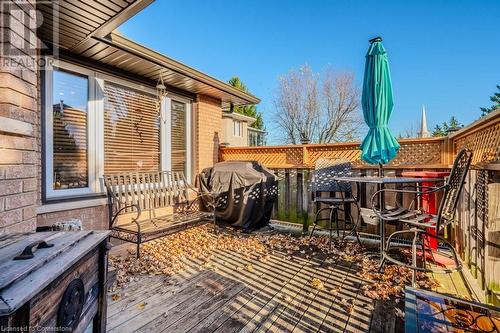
[[222, 111, 256, 124], [37, 0, 260, 107], [247, 127, 266, 133]]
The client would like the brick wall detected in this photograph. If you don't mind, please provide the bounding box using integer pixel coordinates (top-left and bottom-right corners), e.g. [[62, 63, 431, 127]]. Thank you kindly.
[[0, 0, 40, 234], [194, 94, 222, 173], [37, 205, 109, 231]]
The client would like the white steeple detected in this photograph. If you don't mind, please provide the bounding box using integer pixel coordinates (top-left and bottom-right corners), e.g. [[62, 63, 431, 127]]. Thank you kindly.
[[419, 105, 430, 138]]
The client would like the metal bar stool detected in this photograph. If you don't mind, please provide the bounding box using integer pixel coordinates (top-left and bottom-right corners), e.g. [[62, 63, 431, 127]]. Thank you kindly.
[[372, 149, 473, 287], [309, 158, 362, 247]]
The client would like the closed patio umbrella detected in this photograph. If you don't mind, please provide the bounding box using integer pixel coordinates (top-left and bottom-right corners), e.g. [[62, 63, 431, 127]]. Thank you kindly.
[[360, 37, 400, 261], [360, 37, 399, 168]]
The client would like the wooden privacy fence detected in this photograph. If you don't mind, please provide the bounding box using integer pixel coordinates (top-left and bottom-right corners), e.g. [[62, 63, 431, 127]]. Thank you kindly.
[[448, 111, 500, 304], [220, 110, 500, 304]]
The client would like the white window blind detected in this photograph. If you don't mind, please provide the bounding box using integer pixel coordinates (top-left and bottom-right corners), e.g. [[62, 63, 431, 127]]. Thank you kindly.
[[104, 82, 160, 174], [171, 100, 186, 174]]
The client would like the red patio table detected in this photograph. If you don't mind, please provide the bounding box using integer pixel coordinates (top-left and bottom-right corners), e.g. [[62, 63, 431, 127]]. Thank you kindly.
[[401, 171, 450, 250]]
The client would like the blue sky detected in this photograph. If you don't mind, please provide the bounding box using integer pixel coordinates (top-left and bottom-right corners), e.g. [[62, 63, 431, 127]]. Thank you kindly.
[[120, 0, 499, 144]]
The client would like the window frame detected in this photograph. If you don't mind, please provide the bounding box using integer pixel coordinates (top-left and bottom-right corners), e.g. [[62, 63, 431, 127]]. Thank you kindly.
[[43, 59, 194, 201], [162, 95, 193, 183], [248, 129, 265, 147], [233, 120, 243, 137], [44, 60, 98, 199]]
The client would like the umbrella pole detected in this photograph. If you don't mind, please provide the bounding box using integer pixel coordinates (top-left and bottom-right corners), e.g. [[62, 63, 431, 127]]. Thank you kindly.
[[378, 162, 386, 261]]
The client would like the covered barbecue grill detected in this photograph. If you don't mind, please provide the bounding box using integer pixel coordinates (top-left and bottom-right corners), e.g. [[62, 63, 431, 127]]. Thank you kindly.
[[199, 161, 278, 231]]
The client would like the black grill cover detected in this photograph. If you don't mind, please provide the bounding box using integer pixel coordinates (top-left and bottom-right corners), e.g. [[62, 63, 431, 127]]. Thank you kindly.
[[199, 161, 278, 230]]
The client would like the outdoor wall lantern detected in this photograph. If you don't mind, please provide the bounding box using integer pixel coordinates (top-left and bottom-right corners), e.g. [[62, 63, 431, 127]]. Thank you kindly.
[[156, 73, 168, 121]]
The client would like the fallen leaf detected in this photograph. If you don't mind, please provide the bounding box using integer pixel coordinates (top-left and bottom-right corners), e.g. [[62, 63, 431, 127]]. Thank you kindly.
[[310, 278, 324, 290], [330, 287, 340, 295]]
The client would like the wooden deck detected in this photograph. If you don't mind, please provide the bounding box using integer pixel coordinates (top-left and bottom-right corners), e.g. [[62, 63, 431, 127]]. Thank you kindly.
[[107, 231, 474, 333]]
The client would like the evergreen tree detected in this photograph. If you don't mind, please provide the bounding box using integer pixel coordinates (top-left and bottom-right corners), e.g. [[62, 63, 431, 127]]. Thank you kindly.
[[432, 117, 463, 137], [442, 122, 449, 133], [448, 116, 460, 130], [432, 124, 445, 137], [228, 77, 265, 130], [480, 85, 500, 117]]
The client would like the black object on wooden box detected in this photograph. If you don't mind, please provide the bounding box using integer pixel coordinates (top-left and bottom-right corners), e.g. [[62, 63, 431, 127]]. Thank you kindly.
[[0, 231, 110, 332]]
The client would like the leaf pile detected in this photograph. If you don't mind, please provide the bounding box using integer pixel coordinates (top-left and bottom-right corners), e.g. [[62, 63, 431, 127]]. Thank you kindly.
[[109, 225, 268, 288], [358, 257, 439, 300], [109, 224, 439, 302]]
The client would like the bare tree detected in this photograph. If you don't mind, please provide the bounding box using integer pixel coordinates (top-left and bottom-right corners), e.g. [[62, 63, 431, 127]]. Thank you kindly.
[[273, 64, 362, 144], [397, 124, 417, 138]]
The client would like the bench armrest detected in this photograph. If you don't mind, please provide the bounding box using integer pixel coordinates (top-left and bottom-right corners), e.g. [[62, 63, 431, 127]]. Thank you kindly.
[[110, 203, 141, 229]]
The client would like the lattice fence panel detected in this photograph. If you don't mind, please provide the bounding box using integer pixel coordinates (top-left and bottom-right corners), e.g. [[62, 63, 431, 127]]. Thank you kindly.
[[306, 144, 362, 167], [388, 139, 444, 167], [454, 119, 500, 165], [220, 146, 305, 168], [221, 138, 446, 169]]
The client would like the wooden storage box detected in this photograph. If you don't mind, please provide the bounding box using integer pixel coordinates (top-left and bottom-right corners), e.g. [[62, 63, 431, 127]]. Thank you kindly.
[[0, 231, 110, 332]]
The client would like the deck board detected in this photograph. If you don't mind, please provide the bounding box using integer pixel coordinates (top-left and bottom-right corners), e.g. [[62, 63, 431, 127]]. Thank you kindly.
[[250, 261, 321, 332], [214, 253, 309, 333], [269, 257, 338, 332], [292, 260, 353, 333], [107, 233, 474, 333], [317, 264, 364, 333]]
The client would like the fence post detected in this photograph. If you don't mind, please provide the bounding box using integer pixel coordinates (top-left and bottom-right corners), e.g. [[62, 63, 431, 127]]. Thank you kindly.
[[441, 137, 454, 166], [486, 171, 500, 305], [303, 145, 309, 167], [219, 146, 226, 162]]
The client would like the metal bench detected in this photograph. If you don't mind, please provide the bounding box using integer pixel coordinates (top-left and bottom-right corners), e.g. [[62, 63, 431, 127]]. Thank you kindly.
[[103, 171, 214, 257]]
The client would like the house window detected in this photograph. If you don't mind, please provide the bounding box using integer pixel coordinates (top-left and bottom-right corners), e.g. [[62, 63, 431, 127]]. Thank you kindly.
[[233, 120, 243, 137], [171, 100, 186, 174], [104, 82, 159, 173], [249, 131, 255, 146], [43, 60, 193, 201], [52, 69, 89, 190], [248, 131, 265, 146], [44, 62, 97, 199]]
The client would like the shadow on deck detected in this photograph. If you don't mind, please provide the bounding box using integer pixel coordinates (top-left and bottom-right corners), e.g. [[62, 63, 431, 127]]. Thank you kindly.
[[106, 229, 473, 333]]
